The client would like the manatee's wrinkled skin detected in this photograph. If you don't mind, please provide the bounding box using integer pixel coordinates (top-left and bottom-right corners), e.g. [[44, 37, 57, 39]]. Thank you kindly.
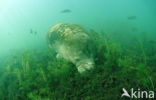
[[47, 23, 95, 73]]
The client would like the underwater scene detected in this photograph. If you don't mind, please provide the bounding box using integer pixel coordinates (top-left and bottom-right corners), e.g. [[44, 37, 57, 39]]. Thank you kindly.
[[0, 0, 156, 100]]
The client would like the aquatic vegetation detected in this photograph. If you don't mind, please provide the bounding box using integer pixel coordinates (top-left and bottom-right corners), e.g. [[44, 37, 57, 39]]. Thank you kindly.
[[0, 28, 155, 100]]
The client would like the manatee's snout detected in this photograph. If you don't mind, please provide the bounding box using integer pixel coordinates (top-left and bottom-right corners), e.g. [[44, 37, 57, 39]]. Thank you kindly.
[[76, 58, 94, 73], [47, 23, 95, 73]]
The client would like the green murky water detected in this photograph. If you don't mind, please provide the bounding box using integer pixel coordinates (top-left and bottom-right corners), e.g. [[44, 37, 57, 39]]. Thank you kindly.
[[0, 0, 156, 100]]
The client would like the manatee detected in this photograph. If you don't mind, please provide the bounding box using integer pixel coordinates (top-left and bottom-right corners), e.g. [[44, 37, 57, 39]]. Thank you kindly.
[[47, 23, 95, 73]]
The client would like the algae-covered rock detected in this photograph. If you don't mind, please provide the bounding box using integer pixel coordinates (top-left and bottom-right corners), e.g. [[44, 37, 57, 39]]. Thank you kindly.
[[47, 23, 95, 73]]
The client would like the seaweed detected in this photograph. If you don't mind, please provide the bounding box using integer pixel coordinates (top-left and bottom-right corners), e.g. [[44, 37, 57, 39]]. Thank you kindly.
[[0, 28, 155, 100]]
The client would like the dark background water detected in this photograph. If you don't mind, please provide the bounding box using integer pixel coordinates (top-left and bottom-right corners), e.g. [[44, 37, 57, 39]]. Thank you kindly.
[[0, 0, 156, 58]]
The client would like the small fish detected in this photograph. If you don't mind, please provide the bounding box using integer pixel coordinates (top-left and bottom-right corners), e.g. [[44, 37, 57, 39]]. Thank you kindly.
[[148, 40, 156, 44], [34, 31, 37, 35], [30, 29, 33, 34], [128, 16, 137, 20], [61, 9, 71, 13], [30, 29, 37, 35], [131, 27, 138, 32]]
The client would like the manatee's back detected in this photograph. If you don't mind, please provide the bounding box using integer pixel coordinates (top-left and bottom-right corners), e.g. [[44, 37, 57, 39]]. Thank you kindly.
[[47, 23, 95, 73], [47, 23, 92, 54]]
